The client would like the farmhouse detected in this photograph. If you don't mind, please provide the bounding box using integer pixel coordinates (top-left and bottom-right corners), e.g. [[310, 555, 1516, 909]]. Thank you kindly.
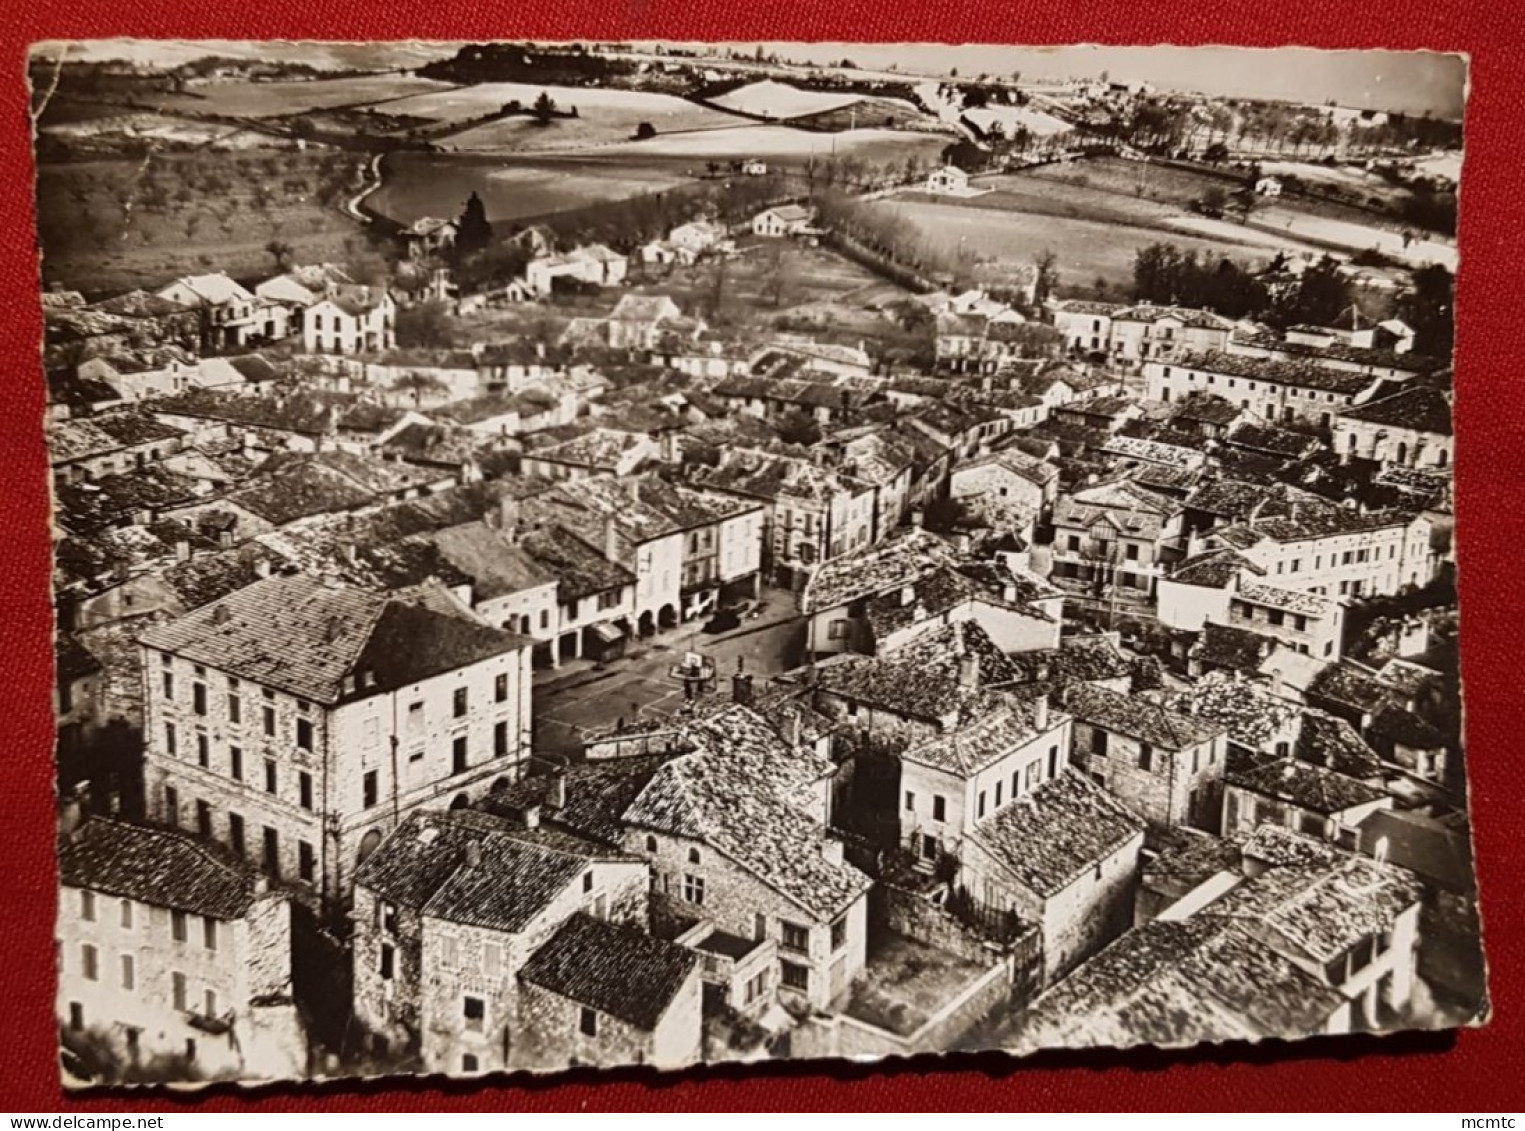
[[526, 245, 629, 297], [752, 204, 814, 238], [1333, 385, 1453, 470], [1145, 350, 1387, 428], [926, 165, 972, 195], [399, 216, 459, 262]]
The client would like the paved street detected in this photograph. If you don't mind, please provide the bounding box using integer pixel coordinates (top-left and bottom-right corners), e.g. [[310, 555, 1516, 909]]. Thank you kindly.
[[531, 587, 807, 756]]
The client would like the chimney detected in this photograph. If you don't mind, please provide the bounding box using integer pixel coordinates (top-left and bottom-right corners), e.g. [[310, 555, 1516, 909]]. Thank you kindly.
[[464, 840, 482, 868], [603, 517, 619, 562], [1034, 694, 1050, 731], [549, 770, 567, 810], [789, 708, 803, 750], [821, 838, 844, 866], [58, 792, 85, 840], [253, 557, 272, 579], [954, 532, 972, 555], [252, 874, 269, 895], [520, 804, 541, 830], [536, 341, 546, 361], [732, 671, 755, 706], [958, 653, 980, 691], [211, 604, 232, 626], [910, 509, 925, 529], [175, 539, 190, 562], [1002, 582, 1017, 604], [900, 584, 916, 608]]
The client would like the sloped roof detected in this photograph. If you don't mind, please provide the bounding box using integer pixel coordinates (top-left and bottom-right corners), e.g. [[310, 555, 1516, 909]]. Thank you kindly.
[[139, 574, 530, 704], [968, 771, 1144, 898], [1062, 681, 1224, 751], [59, 818, 260, 920], [519, 912, 698, 1030], [1173, 349, 1376, 394], [1224, 749, 1388, 815], [1340, 385, 1452, 436], [356, 810, 586, 933]]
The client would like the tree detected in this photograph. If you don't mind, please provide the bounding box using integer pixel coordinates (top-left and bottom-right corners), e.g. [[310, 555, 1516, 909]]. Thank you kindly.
[[1195, 185, 1229, 218], [634, 121, 656, 140], [1203, 141, 1230, 164], [455, 191, 493, 259], [532, 90, 557, 124], [1033, 248, 1059, 304], [393, 368, 451, 404], [761, 241, 795, 308], [395, 301, 455, 349], [1399, 263, 1454, 359], [264, 238, 294, 272], [775, 408, 822, 446]]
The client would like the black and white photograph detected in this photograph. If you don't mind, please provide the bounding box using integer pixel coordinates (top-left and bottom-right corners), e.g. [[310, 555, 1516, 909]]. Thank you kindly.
[[33, 38, 1481, 1089]]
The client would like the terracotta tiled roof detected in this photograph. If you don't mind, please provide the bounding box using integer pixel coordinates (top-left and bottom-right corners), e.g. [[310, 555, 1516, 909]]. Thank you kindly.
[[59, 818, 261, 920], [519, 912, 698, 1030]]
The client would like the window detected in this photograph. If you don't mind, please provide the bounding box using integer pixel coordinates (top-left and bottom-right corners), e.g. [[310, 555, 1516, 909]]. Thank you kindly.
[[119, 899, 132, 930], [164, 722, 177, 757], [229, 813, 245, 858], [163, 671, 175, 700], [171, 908, 187, 942], [683, 874, 706, 905], [830, 916, 848, 952], [296, 718, 313, 752], [298, 841, 315, 883], [264, 760, 277, 795], [406, 701, 424, 734], [780, 921, 809, 955], [172, 972, 187, 1012], [379, 943, 395, 980], [262, 705, 276, 737], [1091, 728, 1109, 757], [1268, 608, 1285, 626], [494, 721, 508, 758], [781, 961, 810, 992], [1048, 745, 1059, 779], [377, 900, 398, 935], [191, 682, 207, 716], [932, 795, 946, 822], [299, 771, 313, 811], [227, 693, 241, 725], [120, 954, 135, 991], [462, 1054, 479, 1073], [197, 733, 209, 768], [364, 771, 378, 809], [1138, 743, 1153, 772], [230, 746, 243, 782], [904, 791, 915, 812], [194, 799, 211, 838], [80, 890, 95, 922], [81, 944, 98, 981], [494, 673, 508, 703], [644, 835, 657, 854], [453, 687, 468, 718], [582, 872, 594, 894], [1125, 543, 1139, 561], [687, 847, 702, 865], [452, 996, 484, 1038], [921, 833, 936, 860], [165, 785, 179, 827], [579, 1007, 598, 1037], [995, 781, 1003, 807], [263, 827, 279, 876], [453, 737, 468, 774], [978, 791, 987, 818]]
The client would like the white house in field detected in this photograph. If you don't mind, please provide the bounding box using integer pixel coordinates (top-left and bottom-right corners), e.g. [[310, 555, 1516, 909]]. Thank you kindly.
[[927, 165, 972, 195], [751, 204, 814, 238]]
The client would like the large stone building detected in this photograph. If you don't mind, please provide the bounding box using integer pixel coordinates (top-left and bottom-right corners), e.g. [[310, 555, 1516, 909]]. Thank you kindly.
[[138, 574, 535, 914]]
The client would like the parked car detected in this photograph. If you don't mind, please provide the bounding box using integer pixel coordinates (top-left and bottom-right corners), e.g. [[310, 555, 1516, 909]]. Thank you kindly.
[[702, 609, 742, 634]]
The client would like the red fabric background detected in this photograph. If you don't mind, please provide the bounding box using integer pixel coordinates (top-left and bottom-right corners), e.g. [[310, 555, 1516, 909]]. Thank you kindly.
[[0, 0, 1518, 1112]]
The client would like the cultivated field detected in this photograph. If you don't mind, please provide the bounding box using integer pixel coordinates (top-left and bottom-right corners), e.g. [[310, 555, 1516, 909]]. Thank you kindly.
[[869, 195, 1299, 295], [709, 80, 892, 120], [41, 113, 283, 150], [138, 75, 458, 119], [36, 149, 369, 293], [592, 124, 949, 163], [366, 153, 689, 227], [381, 82, 740, 133], [442, 97, 744, 152]]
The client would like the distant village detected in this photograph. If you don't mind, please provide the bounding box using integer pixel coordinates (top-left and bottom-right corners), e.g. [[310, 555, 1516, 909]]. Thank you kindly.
[[44, 93, 1475, 1085]]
